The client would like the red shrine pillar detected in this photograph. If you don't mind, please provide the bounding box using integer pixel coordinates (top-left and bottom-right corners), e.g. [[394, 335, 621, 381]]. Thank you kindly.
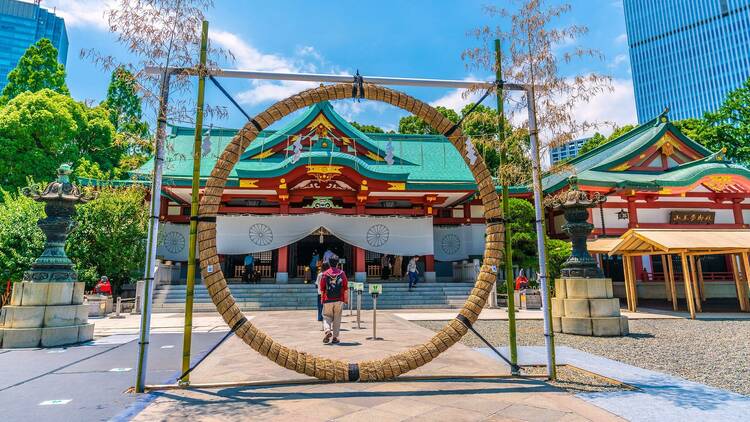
[[276, 246, 289, 283], [627, 197, 639, 228], [424, 255, 436, 283], [354, 246, 366, 282]]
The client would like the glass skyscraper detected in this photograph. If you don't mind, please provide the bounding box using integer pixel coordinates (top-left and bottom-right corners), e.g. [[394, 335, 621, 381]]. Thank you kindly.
[[0, 0, 68, 91], [624, 0, 750, 123]]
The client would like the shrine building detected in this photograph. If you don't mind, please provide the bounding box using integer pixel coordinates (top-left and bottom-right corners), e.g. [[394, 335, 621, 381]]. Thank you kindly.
[[130, 102, 750, 308]]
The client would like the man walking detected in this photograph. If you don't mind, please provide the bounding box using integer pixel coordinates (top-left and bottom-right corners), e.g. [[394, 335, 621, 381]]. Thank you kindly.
[[407, 255, 420, 291], [319, 255, 348, 344]]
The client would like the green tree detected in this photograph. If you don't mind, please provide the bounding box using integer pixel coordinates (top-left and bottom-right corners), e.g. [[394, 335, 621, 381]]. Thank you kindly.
[[349, 121, 385, 133], [398, 106, 459, 134], [0, 190, 45, 282], [1, 39, 69, 104], [578, 133, 607, 155], [545, 237, 572, 282], [708, 77, 750, 164], [101, 66, 152, 173], [66, 187, 149, 292], [0, 89, 116, 191], [578, 124, 636, 156], [674, 78, 750, 164]]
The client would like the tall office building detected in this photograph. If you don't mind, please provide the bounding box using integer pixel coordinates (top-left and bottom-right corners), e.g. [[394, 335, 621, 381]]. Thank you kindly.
[[549, 137, 588, 164], [0, 0, 68, 91], [624, 0, 750, 123]]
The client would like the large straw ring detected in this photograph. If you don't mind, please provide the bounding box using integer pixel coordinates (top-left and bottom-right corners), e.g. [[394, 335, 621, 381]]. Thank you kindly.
[[197, 83, 503, 381]]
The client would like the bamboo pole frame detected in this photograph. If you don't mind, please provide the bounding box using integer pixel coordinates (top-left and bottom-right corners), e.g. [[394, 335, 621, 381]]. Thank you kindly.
[[680, 253, 696, 319], [181, 20, 209, 386], [494, 39, 518, 374]]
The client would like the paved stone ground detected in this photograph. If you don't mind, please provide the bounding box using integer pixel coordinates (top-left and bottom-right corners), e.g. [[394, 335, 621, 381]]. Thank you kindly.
[[131, 310, 624, 421]]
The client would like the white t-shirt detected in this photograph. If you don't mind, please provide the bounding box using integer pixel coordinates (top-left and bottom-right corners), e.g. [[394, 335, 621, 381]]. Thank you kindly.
[[407, 258, 419, 274]]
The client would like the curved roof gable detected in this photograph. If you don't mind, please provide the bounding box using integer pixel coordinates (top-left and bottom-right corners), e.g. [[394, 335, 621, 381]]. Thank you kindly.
[[239, 101, 410, 164]]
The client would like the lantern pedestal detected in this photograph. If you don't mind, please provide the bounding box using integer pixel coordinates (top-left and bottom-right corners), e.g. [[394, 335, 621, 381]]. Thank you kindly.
[[551, 278, 628, 336], [0, 165, 95, 348], [550, 176, 628, 337]]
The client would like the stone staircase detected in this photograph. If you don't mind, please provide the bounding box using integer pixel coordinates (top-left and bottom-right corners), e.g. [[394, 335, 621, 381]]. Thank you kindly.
[[151, 282, 475, 312]]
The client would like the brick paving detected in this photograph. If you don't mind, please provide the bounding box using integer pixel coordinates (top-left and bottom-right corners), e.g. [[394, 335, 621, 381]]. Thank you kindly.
[[132, 310, 623, 421]]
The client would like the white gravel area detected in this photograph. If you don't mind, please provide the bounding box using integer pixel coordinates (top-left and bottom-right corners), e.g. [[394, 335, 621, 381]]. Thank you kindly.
[[415, 319, 750, 396]]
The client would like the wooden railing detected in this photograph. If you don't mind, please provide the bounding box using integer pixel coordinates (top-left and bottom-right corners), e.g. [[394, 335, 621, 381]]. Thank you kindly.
[[233, 264, 274, 279], [640, 271, 735, 282], [367, 265, 381, 277]]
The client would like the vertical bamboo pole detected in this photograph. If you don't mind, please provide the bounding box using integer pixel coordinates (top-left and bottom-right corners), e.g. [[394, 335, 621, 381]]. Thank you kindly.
[[660, 255, 672, 302], [680, 253, 696, 319], [729, 254, 747, 311], [526, 86, 556, 381], [696, 256, 706, 302], [180, 20, 209, 385], [666, 255, 678, 311], [136, 69, 172, 394], [689, 256, 702, 312], [494, 39, 518, 374]]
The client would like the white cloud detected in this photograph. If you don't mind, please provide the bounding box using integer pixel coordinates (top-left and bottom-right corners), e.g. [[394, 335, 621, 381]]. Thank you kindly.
[[608, 53, 629, 69], [429, 77, 491, 112], [43, 0, 113, 30], [615, 33, 628, 44], [575, 78, 637, 134]]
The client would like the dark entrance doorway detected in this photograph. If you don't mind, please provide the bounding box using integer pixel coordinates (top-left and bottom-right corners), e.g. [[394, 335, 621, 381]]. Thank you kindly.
[[289, 233, 353, 280]]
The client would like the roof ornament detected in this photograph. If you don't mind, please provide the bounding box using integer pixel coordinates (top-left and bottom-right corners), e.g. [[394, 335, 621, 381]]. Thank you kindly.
[[658, 106, 670, 124], [384, 139, 395, 165], [201, 124, 213, 157], [351, 69, 364, 102], [465, 138, 478, 165], [291, 135, 303, 164]]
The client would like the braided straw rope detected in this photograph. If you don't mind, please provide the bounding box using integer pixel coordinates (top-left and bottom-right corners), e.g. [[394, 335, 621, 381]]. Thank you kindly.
[[197, 83, 503, 382]]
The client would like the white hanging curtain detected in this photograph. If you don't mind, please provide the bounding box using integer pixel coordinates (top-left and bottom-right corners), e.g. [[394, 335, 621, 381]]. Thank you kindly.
[[216, 213, 434, 256], [156, 222, 192, 261], [433, 224, 486, 262]]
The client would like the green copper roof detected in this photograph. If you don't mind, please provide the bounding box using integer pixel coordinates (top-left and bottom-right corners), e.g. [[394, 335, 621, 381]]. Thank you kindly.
[[128, 105, 750, 195], [538, 111, 746, 193], [132, 101, 475, 189]]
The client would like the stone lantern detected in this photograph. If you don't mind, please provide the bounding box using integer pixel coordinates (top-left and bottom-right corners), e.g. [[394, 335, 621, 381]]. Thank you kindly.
[[0, 164, 94, 348], [550, 176, 628, 336]]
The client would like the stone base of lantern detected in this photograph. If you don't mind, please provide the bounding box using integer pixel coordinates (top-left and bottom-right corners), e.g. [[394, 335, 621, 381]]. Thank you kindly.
[[0, 281, 94, 348], [551, 278, 629, 337]]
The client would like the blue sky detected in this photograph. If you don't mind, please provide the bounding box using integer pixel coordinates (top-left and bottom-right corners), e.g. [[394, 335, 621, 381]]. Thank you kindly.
[[45, 0, 636, 135]]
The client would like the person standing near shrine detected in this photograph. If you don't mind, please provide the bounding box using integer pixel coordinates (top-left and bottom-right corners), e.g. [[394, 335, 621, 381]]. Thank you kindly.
[[94, 276, 112, 295], [322, 248, 334, 265], [380, 254, 392, 280], [319, 255, 348, 344], [314, 262, 330, 322], [243, 254, 255, 283], [310, 250, 320, 282], [515, 270, 529, 291], [407, 256, 420, 291], [393, 255, 403, 278]]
